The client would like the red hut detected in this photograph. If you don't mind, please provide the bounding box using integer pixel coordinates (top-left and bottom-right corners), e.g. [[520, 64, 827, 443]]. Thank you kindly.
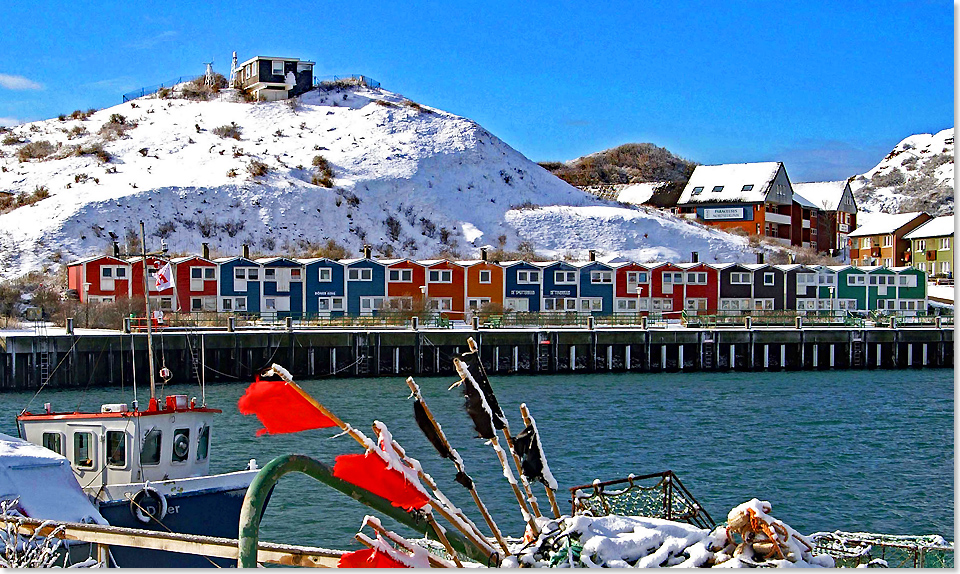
[[383, 259, 427, 312], [171, 255, 218, 312], [675, 262, 719, 314], [614, 262, 657, 314], [420, 260, 467, 320], [66, 255, 131, 303]]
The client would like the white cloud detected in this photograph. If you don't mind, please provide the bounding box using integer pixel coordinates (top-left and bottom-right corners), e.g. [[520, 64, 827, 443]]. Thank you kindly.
[[0, 74, 43, 90], [0, 117, 21, 127]]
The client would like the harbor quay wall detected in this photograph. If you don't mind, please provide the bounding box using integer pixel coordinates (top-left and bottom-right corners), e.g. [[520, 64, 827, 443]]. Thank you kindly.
[[0, 326, 953, 391]]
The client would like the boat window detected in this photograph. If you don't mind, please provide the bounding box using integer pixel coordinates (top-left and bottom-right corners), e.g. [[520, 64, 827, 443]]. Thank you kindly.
[[42, 432, 63, 456], [196, 425, 210, 461], [106, 430, 126, 468], [173, 428, 190, 463], [74, 432, 94, 469], [141, 429, 162, 465]]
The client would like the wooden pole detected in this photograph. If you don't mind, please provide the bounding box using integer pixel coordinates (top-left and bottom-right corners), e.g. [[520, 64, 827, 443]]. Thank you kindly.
[[372, 426, 497, 561], [359, 516, 456, 568], [465, 338, 543, 519], [406, 376, 511, 556], [453, 357, 539, 536], [519, 403, 562, 519]]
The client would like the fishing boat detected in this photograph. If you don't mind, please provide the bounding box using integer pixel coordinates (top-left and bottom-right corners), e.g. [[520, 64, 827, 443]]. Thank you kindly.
[[16, 222, 264, 568]]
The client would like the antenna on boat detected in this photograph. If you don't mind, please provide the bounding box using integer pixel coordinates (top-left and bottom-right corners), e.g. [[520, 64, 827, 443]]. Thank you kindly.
[[140, 221, 158, 403]]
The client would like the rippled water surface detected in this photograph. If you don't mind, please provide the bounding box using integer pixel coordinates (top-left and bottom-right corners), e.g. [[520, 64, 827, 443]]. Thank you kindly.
[[2, 368, 952, 550]]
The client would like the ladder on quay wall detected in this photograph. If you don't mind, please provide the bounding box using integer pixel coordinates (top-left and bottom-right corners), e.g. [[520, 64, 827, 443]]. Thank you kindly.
[[185, 333, 203, 385], [851, 341, 863, 367], [702, 343, 715, 370]]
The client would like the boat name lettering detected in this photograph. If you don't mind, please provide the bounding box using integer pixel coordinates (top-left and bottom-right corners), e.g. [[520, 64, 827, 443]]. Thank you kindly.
[[166, 505, 180, 514]]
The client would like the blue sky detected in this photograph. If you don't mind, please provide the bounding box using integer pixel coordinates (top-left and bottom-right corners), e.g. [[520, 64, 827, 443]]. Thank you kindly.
[[0, 1, 952, 181]]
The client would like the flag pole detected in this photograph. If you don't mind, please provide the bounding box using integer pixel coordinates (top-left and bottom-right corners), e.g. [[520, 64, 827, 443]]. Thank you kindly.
[[371, 425, 497, 563], [465, 337, 543, 519], [519, 403, 562, 519], [406, 376, 511, 556], [453, 357, 540, 536], [356, 516, 456, 568]]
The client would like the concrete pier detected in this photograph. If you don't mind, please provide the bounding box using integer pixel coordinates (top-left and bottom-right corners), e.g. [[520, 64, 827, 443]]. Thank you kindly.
[[0, 326, 953, 391]]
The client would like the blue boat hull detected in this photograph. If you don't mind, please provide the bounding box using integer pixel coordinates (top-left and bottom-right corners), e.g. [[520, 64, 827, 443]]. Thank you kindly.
[[97, 484, 264, 568]]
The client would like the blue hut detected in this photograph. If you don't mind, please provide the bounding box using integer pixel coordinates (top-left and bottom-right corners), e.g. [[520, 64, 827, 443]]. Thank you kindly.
[[299, 258, 347, 317], [341, 249, 387, 316], [214, 255, 261, 313], [501, 261, 542, 312], [576, 259, 617, 315], [533, 261, 579, 312], [255, 257, 304, 319]]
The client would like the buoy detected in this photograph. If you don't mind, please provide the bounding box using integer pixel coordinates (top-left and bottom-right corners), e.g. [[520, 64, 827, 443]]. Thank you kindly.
[[131, 487, 167, 524]]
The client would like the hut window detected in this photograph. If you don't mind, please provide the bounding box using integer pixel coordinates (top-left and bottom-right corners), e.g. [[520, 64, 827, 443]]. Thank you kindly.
[[42, 432, 63, 455], [763, 272, 776, 286], [204, 268, 216, 280], [332, 298, 344, 311], [74, 432, 94, 469], [106, 430, 126, 468], [319, 268, 332, 282], [173, 429, 190, 463], [478, 270, 491, 284], [141, 429, 162, 465], [197, 425, 210, 461]]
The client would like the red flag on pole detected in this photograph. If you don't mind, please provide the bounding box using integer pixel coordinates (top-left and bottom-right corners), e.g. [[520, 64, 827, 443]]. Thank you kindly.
[[333, 451, 430, 511], [238, 374, 336, 436], [338, 547, 410, 568]]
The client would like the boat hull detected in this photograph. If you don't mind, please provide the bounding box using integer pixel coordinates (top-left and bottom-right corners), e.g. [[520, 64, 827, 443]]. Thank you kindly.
[[93, 470, 263, 568]]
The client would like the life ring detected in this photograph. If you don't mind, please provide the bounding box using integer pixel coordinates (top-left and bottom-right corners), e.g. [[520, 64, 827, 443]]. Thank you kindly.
[[159, 367, 173, 382], [130, 486, 167, 524]]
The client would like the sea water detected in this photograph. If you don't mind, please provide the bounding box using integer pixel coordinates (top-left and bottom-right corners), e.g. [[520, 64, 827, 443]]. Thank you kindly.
[[1, 369, 952, 551]]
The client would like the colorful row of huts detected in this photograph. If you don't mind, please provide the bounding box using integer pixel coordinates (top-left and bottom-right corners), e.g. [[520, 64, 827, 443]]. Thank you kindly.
[[66, 247, 929, 319]]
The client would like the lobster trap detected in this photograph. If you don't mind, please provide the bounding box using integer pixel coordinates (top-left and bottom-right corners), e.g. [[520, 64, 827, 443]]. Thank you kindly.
[[568, 471, 715, 530], [811, 531, 954, 568]]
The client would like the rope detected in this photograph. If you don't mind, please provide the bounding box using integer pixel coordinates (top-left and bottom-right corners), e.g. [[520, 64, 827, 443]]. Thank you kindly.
[[21, 335, 82, 414]]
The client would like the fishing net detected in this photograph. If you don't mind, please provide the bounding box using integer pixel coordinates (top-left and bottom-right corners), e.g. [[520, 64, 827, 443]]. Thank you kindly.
[[811, 531, 954, 568], [569, 472, 715, 530]]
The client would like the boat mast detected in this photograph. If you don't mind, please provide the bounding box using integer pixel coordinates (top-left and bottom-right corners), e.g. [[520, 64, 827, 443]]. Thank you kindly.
[[140, 221, 157, 401]]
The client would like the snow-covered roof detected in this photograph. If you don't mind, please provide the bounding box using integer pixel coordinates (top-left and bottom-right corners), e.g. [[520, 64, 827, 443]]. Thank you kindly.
[[904, 215, 955, 240], [791, 181, 852, 212], [170, 255, 213, 264], [678, 162, 782, 205], [67, 255, 128, 266], [847, 211, 929, 237], [616, 182, 667, 205], [235, 56, 315, 70], [792, 192, 818, 210], [212, 256, 257, 264]]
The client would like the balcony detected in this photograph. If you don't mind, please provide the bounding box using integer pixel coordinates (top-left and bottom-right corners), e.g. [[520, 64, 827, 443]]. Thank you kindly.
[[765, 212, 791, 225], [870, 247, 881, 258], [926, 250, 938, 261]]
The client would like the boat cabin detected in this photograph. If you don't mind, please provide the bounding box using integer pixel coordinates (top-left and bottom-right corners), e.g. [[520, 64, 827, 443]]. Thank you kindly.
[[18, 396, 219, 489]]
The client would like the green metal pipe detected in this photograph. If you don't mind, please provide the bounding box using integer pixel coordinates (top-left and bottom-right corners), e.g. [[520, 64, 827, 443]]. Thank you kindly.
[[238, 454, 487, 567]]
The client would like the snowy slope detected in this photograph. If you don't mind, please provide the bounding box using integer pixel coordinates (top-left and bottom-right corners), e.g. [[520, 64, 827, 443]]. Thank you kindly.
[[851, 128, 953, 216], [0, 84, 753, 279]]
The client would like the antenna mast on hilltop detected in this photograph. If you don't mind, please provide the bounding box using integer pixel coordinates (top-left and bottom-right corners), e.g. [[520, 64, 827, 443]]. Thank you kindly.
[[203, 60, 215, 87], [229, 51, 238, 88]]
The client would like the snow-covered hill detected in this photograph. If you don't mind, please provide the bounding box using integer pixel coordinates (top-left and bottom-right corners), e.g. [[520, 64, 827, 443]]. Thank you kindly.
[[851, 128, 953, 217], [0, 84, 753, 279]]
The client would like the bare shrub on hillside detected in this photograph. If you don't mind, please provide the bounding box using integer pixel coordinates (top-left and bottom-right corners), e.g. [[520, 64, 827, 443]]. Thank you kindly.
[[181, 74, 228, 101], [99, 114, 137, 140], [213, 123, 242, 140], [16, 140, 55, 161], [402, 100, 433, 114], [300, 239, 350, 260], [375, 100, 397, 108], [66, 125, 87, 139], [385, 216, 402, 241], [1, 133, 22, 145], [311, 155, 334, 187], [247, 160, 269, 177]]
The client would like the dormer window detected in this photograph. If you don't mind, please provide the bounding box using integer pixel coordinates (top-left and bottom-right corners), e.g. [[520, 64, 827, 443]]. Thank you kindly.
[[692, 186, 704, 196], [742, 184, 754, 191], [712, 186, 724, 193]]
